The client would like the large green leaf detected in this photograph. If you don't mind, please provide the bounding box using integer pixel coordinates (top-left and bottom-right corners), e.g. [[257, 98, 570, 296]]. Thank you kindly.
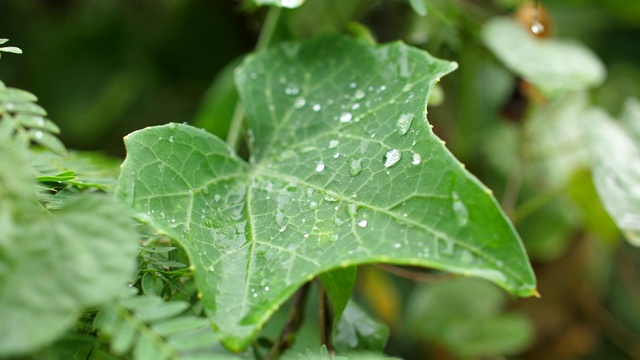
[[482, 17, 606, 95], [588, 108, 640, 245], [0, 147, 138, 356], [116, 36, 536, 350]]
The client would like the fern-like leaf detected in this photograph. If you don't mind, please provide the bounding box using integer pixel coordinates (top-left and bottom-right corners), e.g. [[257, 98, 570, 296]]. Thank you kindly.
[[0, 80, 67, 155], [94, 291, 234, 360]]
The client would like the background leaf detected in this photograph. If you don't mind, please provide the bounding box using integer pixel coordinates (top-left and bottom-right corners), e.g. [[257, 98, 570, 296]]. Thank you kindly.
[[482, 17, 606, 95], [116, 36, 536, 351], [588, 108, 640, 245]]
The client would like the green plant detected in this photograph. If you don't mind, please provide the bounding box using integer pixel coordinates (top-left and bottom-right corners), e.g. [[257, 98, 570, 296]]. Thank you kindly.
[[2, 0, 640, 359]]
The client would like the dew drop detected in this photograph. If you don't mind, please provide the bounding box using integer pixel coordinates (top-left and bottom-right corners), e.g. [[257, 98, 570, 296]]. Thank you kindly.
[[315, 161, 325, 172], [354, 89, 365, 99], [253, 293, 258, 298], [264, 286, 270, 292], [323, 194, 338, 202], [208, 265, 215, 272], [412, 152, 422, 165], [294, 97, 306, 109], [339, 112, 353, 123], [214, 194, 221, 202], [383, 149, 401, 168], [349, 158, 363, 177], [531, 21, 545, 35], [303, 233, 310, 238], [169, 136, 174, 142], [284, 83, 300, 96], [279, 226, 287, 232], [349, 82, 357, 88], [333, 152, 340, 159], [393, 243, 402, 249], [351, 103, 360, 110], [34, 130, 43, 139], [358, 219, 368, 228], [312, 103, 322, 112], [452, 192, 469, 226], [402, 83, 413, 92], [309, 201, 319, 209], [380, 85, 387, 91], [396, 113, 414, 135], [329, 139, 339, 149]]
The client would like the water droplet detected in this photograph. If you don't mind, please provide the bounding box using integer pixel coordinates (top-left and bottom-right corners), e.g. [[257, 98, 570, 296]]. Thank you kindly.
[[348, 204, 358, 215], [438, 237, 455, 256], [294, 97, 306, 109], [349, 82, 357, 88], [208, 265, 215, 272], [412, 152, 422, 165], [531, 21, 545, 35], [253, 293, 258, 298], [349, 158, 363, 176], [396, 113, 414, 135], [303, 233, 310, 238], [329, 140, 339, 149], [351, 192, 357, 198], [351, 103, 360, 110], [279, 226, 287, 232], [275, 211, 285, 226], [323, 194, 338, 202], [309, 201, 319, 209], [169, 136, 174, 142], [354, 89, 365, 99], [214, 194, 221, 202], [315, 161, 325, 172], [380, 85, 387, 91], [339, 112, 353, 123], [284, 83, 300, 96], [358, 220, 368, 228], [312, 103, 322, 112], [264, 286, 270, 291], [384, 149, 401, 168], [333, 152, 340, 159], [34, 130, 43, 139], [393, 243, 401, 249], [452, 192, 469, 226], [402, 84, 413, 92]]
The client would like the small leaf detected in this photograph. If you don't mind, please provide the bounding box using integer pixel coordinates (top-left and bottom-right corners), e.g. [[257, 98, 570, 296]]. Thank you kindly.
[[334, 301, 389, 352], [28, 129, 67, 155], [408, 0, 427, 16], [0, 46, 22, 54], [14, 114, 60, 134], [588, 108, 640, 245], [318, 267, 356, 326], [0, 88, 38, 103], [482, 17, 606, 95]]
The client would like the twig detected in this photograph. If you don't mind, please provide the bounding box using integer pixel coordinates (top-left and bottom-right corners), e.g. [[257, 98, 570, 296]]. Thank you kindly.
[[317, 281, 334, 354], [266, 282, 311, 360], [376, 264, 454, 283]]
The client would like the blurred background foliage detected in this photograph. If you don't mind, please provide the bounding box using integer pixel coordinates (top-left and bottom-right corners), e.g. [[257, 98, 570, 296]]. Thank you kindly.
[[2, 0, 640, 358]]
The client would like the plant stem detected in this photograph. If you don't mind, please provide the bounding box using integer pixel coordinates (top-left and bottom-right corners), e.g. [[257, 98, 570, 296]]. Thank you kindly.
[[317, 282, 334, 354], [266, 282, 311, 360], [225, 6, 282, 151], [377, 264, 454, 283]]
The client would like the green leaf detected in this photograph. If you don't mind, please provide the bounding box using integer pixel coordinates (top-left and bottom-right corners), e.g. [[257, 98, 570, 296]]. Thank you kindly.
[[621, 97, 640, 141], [0, 149, 138, 356], [406, 278, 534, 357], [587, 108, 640, 245], [0, 46, 22, 54], [408, 0, 427, 16], [482, 17, 606, 95], [116, 36, 536, 350], [254, 0, 305, 8], [334, 301, 389, 352], [318, 267, 356, 326]]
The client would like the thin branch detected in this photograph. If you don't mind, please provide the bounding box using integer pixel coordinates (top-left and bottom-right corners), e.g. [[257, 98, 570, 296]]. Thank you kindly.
[[317, 281, 334, 354], [376, 264, 454, 283]]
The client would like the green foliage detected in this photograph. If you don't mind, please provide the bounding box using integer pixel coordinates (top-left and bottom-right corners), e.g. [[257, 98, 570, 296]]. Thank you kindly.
[[116, 36, 535, 350], [93, 290, 230, 360], [3, 0, 640, 359]]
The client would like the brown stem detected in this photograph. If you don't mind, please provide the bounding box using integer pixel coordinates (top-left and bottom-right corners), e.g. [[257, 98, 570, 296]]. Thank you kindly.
[[317, 281, 334, 354], [266, 282, 311, 360], [376, 264, 454, 283]]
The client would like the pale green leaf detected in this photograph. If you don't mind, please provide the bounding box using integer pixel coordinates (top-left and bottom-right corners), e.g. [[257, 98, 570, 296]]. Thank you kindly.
[[0, 46, 22, 54], [588, 108, 640, 245], [0, 147, 139, 356], [621, 97, 640, 141], [318, 267, 356, 327], [116, 36, 536, 350], [334, 301, 389, 352], [482, 17, 606, 95]]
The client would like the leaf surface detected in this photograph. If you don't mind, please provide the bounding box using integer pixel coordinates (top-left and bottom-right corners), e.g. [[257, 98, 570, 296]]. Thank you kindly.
[[116, 36, 536, 350]]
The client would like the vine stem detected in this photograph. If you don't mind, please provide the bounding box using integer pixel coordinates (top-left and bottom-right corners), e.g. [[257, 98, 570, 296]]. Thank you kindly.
[[225, 6, 282, 150], [266, 282, 311, 360]]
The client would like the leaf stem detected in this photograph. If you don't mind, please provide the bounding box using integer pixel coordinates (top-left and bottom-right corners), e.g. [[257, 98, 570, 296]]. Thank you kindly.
[[225, 6, 282, 151], [317, 282, 334, 354], [376, 264, 454, 283], [266, 282, 311, 360]]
